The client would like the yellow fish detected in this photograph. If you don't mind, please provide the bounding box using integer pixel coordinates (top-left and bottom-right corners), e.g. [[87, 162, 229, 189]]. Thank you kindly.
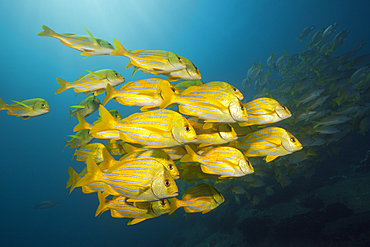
[[161, 86, 248, 126], [63, 129, 94, 152], [95, 192, 170, 225], [237, 127, 302, 162], [72, 156, 178, 202], [91, 105, 197, 148], [37, 25, 114, 56], [55, 69, 125, 95], [72, 143, 106, 163], [239, 98, 291, 126], [111, 38, 186, 74], [67, 95, 100, 122], [168, 183, 224, 214], [187, 117, 237, 147], [161, 146, 188, 160], [181, 145, 254, 178], [102, 78, 179, 111], [120, 143, 180, 180], [0, 98, 50, 119]]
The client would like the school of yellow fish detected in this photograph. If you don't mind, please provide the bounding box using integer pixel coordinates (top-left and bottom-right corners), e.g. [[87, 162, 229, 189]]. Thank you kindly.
[[2, 23, 369, 225]]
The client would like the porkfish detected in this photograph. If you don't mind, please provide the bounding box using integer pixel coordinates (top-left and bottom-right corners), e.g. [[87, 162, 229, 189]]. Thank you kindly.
[[72, 156, 178, 202], [72, 143, 106, 163], [0, 98, 50, 119], [55, 69, 125, 95], [181, 145, 254, 178], [236, 127, 302, 162], [95, 192, 170, 225], [91, 105, 197, 148], [111, 38, 186, 75], [37, 25, 114, 56], [239, 98, 291, 126], [160, 85, 248, 126], [168, 183, 224, 214], [102, 78, 179, 111], [67, 95, 101, 122]]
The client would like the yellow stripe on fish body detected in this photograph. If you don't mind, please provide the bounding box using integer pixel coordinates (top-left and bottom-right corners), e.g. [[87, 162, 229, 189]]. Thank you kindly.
[[55, 69, 125, 95], [239, 98, 291, 126], [103, 78, 179, 110], [119, 144, 180, 180], [172, 86, 248, 124], [169, 183, 224, 214], [111, 38, 186, 74], [181, 145, 253, 177], [238, 127, 302, 162], [92, 106, 197, 148]]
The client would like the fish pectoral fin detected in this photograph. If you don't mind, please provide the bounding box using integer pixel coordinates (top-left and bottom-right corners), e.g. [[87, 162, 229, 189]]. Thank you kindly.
[[127, 218, 147, 225], [140, 106, 157, 111], [22, 116, 31, 120], [153, 67, 165, 71], [264, 155, 278, 162]]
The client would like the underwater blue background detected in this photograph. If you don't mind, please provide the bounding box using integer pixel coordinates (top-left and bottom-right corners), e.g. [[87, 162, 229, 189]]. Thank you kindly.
[[1, 0, 370, 246]]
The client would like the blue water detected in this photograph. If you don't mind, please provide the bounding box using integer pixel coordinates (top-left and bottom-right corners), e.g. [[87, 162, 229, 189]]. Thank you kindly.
[[1, 0, 370, 246]]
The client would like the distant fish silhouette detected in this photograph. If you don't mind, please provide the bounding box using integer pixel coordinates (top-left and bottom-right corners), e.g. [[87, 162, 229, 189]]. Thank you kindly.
[[33, 201, 59, 209]]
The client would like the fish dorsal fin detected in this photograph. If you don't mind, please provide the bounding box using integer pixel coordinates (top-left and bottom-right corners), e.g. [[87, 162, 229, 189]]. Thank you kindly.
[[82, 27, 98, 46]]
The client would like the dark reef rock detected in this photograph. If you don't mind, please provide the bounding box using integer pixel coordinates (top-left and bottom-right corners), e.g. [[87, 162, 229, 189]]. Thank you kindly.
[[298, 195, 325, 210]]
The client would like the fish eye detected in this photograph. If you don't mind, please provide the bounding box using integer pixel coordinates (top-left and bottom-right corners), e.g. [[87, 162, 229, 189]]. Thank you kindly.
[[168, 164, 173, 170], [115, 73, 118, 76], [185, 126, 190, 132], [240, 105, 244, 111], [164, 180, 171, 187], [290, 138, 296, 143], [177, 56, 181, 61], [282, 105, 286, 110], [233, 87, 237, 92], [160, 200, 166, 206], [171, 87, 176, 92], [41, 104, 45, 108]]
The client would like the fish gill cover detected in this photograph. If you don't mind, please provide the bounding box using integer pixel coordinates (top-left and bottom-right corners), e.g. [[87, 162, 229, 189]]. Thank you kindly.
[[1, 1, 370, 246]]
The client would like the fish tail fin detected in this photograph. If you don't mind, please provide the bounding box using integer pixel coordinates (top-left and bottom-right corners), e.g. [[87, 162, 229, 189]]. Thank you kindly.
[[296, 37, 303, 42], [168, 198, 182, 215], [121, 142, 139, 153], [307, 147, 317, 156], [37, 25, 57, 37], [0, 98, 8, 111], [95, 191, 109, 217], [293, 99, 300, 107], [73, 113, 91, 132], [98, 147, 116, 171], [180, 163, 198, 181], [91, 105, 117, 134], [72, 156, 102, 192], [63, 139, 68, 152], [180, 145, 199, 163], [103, 84, 117, 106], [66, 166, 77, 188], [111, 38, 128, 56], [55, 78, 70, 94], [160, 84, 176, 109], [67, 109, 73, 123], [332, 97, 341, 106]]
